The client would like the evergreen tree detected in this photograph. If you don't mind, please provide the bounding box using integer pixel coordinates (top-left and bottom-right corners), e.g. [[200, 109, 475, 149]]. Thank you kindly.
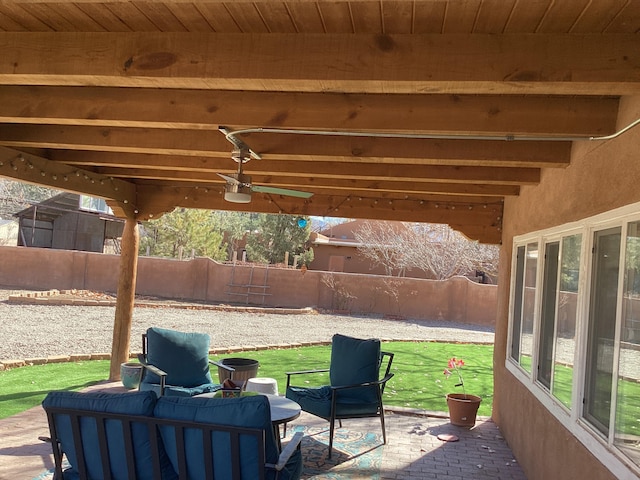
[[139, 208, 226, 260], [246, 214, 312, 265]]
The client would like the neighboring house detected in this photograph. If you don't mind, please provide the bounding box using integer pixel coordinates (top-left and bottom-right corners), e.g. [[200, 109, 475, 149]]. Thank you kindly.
[[14, 193, 124, 253], [0, 219, 18, 246], [309, 219, 387, 274], [310, 219, 485, 281]]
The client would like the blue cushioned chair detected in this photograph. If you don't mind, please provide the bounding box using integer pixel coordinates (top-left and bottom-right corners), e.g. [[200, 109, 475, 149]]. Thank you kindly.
[[285, 334, 394, 458], [154, 395, 303, 480], [138, 327, 226, 397]]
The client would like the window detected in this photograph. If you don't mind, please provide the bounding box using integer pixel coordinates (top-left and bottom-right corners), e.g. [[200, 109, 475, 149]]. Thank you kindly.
[[79, 195, 112, 214], [510, 243, 538, 372], [552, 235, 581, 408], [538, 241, 559, 391], [508, 204, 640, 476], [615, 221, 640, 464]]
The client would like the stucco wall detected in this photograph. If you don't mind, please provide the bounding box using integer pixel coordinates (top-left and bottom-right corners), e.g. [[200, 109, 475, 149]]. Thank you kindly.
[[495, 95, 640, 480], [0, 246, 496, 326]]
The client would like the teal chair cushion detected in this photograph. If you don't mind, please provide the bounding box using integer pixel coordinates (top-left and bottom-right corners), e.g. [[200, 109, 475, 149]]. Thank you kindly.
[[42, 391, 177, 480], [286, 385, 332, 419], [143, 327, 213, 388], [154, 395, 301, 480], [329, 334, 381, 403]]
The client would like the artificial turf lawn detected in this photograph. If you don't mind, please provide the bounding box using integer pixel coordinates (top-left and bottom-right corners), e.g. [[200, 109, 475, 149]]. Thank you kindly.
[[0, 341, 494, 420]]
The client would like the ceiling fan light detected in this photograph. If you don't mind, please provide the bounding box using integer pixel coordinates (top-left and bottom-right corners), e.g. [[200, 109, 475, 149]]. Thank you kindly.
[[224, 183, 252, 203]]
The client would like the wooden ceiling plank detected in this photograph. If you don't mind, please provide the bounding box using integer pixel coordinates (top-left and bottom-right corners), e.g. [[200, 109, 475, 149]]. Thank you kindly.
[[316, 2, 354, 33], [0, 5, 30, 31], [241, 134, 572, 167], [91, 160, 540, 185], [130, 2, 189, 32], [163, 3, 214, 33], [536, 0, 591, 33], [48, 3, 109, 32], [285, 2, 328, 33], [569, 0, 624, 33], [604, 1, 640, 33], [0, 3, 52, 31], [473, 0, 518, 34], [349, 1, 384, 34], [503, 0, 552, 33], [223, 2, 270, 33], [254, 2, 299, 33], [190, 3, 241, 33], [0, 86, 618, 137], [379, 1, 420, 34], [104, 3, 160, 31], [73, 3, 134, 32], [1, 33, 638, 95], [412, 1, 447, 33], [442, 0, 482, 33], [0, 123, 570, 168], [12, 3, 80, 31]]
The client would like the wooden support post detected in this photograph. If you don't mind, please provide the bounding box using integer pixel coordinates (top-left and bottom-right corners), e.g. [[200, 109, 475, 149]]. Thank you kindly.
[[109, 217, 139, 381]]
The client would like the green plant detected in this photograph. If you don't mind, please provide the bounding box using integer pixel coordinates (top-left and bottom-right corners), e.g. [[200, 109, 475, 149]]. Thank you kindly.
[[444, 357, 467, 396]]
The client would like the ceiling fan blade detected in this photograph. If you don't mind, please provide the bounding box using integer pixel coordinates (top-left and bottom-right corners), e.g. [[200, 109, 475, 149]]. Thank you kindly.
[[217, 173, 241, 185], [251, 185, 314, 198]]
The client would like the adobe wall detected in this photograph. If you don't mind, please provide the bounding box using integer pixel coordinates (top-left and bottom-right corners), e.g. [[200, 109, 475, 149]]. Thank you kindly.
[[0, 246, 496, 326], [495, 95, 640, 480]]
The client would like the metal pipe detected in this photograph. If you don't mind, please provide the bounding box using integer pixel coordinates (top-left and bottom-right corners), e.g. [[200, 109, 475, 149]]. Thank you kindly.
[[220, 116, 640, 149]]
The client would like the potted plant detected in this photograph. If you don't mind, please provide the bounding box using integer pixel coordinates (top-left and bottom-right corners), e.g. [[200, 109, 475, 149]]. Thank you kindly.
[[443, 357, 482, 427]]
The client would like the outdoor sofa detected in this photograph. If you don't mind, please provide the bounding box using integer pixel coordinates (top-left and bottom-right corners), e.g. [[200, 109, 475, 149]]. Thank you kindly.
[[42, 390, 303, 480]]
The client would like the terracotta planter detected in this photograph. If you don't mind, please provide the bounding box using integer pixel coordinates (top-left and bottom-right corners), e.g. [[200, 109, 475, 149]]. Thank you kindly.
[[446, 393, 482, 427]]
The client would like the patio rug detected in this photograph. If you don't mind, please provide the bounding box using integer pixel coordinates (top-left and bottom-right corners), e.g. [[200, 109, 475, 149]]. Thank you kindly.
[[32, 427, 383, 480], [294, 425, 383, 479]]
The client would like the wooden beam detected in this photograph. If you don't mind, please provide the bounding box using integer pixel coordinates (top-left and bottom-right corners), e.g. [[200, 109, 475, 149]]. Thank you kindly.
[[142, 177, 520, 197], [0, 85, 619, 137], [0, 146, 136, 206], [95, 162, 540, 185], [2, 124, 571, 167], [134, 186, 503, 243], [0, 33, 638, 95]]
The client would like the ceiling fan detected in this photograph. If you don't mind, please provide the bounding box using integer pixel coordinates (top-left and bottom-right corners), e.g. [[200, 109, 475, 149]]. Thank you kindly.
[[217, 148, 314, 204]]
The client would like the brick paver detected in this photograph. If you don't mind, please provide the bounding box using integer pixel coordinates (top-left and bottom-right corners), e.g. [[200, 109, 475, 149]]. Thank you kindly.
[[0, 382, 527, 479]]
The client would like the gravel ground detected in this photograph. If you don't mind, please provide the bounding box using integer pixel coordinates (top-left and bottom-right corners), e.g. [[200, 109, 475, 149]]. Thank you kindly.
[[0, 287, 494, 361]]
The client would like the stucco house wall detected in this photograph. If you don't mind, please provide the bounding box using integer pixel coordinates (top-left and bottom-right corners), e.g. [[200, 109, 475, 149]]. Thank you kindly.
[[494, 95, 640, 480]]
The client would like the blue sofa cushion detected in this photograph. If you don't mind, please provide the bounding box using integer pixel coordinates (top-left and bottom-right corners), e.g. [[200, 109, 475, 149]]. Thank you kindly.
[[42, 391, 177, 480], [329, 334, 381, 403], [143, 327, 213, 388], [154, 395, 300, 480]]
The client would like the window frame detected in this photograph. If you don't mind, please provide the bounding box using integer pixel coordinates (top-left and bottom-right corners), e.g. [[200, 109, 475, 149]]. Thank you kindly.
[[506, 202, 640, 479]]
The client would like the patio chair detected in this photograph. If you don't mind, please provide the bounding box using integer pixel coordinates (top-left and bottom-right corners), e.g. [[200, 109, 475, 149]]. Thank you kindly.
[[285, 333, 394, 458], [138, 327, 230, 397]]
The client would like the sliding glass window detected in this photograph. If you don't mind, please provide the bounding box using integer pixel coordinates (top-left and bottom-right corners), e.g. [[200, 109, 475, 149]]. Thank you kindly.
[[615, 221, 640, 464]]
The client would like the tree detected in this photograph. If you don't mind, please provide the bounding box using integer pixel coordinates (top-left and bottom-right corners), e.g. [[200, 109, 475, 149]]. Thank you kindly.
[[352, 221, 410, 276], [210, 211, 259, 260], [139, 208, 227, 260], [354, 221, 499, 280], [0, 179, 60, 219], [246, 214, 312, 265]]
